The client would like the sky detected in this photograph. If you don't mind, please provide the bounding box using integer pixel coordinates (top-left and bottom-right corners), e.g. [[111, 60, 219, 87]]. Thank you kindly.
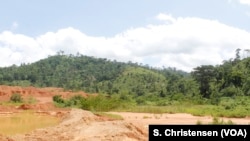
[[0, 0, 250, 72]]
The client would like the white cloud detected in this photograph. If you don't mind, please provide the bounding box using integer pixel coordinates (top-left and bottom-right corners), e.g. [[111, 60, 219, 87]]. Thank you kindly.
[[156, 13, 176, 23], [239, 0, 250, 5], [1, 14, 250, 72], [0, 31, 47, 66]]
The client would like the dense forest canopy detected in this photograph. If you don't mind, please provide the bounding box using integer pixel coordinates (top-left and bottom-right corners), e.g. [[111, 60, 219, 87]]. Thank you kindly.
[[0, 49, 250, 104]]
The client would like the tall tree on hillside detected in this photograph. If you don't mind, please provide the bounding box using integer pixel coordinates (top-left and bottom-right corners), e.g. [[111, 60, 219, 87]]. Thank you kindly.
[[234, 48, 241, 64], [191, 65, 216, 98]]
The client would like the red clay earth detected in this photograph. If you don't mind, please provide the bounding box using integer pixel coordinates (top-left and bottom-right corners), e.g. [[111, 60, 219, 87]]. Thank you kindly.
[[0, 85, 147, 141], [0, 85, 249, 141], [0, 85, 93, 112]]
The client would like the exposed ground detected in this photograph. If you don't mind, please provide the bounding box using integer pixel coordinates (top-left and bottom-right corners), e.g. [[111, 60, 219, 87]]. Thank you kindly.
[[0, 85, 249, 141]]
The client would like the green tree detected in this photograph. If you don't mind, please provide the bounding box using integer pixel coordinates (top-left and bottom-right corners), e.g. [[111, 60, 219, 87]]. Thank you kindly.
[[235, 48, 241, 62], [191, 65, 216, 98]]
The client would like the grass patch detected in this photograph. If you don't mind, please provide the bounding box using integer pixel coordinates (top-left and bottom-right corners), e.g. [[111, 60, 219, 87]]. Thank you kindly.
[[53, 95, 250, 118], [0, 111, 60, 135], [93, 112, 124, 120], [210, 117, 235, 125], [143, 115, 152, 119], [0, 94, 37, 106], [196, 117, 235, 125], [119, 106, 166, 114], [53, 94, 134, 112], [115, 104, 250, 118], [116, 105, 193, 114], [196, 120, 203, 125], [154, 114, 162, 119], [0, 101, 23, 106], [25, 96, 37, 104]]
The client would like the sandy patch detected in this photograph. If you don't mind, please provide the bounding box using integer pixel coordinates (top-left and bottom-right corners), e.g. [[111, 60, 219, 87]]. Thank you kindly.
[[108, 112, 250, 125]]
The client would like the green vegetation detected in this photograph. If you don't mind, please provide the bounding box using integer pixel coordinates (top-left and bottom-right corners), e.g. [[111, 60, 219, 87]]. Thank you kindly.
[[196, 120, 203, 125], [52, 94, 134, 112], [0, 52, 188, 98], [143, 115, 152, 119], [26, 96, 37, 104], [0, 111, 59, 135], [210, 117, 234, 125], [52, 94, 250, 118], [10, 93, 23, 103], [4, 93, 36, 105], [0, 49, 250, 118], [196, 117, 235, 125]]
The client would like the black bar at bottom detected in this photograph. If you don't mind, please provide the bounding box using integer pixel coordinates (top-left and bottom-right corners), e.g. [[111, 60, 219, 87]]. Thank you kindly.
[[149, 125, 250, 141]]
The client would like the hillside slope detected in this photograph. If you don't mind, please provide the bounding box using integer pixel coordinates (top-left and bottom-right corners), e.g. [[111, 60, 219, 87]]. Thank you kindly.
[[0, 54, 189, 99], [1, 51, 250, 101]]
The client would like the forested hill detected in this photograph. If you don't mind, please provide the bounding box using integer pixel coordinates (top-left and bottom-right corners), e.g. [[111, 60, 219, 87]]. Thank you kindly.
[[1, 50, 250, 103], [0, 53, 190, 97]]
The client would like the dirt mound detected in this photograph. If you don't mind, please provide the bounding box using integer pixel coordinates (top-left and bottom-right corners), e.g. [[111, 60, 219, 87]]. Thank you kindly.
[[16, 103, 58, 110], [17, 104, 32, 110], [8, 109, 147, 141], [0, 135, 14, 141]]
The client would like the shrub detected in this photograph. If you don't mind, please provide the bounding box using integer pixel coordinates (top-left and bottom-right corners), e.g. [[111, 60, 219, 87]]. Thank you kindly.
[[221, 86, 238, 97], [196, 120, 202, 125], [65, 95, 85, 107], [52, 95, 65, 104], [80, 95, 122, 111], [219, 97, 236, 110], [10, 93, 23, 103], [210, 117, 234, 125]]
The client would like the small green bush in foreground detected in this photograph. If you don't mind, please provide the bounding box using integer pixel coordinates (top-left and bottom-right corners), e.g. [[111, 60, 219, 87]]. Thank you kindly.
[[10, 93, 23, 103]]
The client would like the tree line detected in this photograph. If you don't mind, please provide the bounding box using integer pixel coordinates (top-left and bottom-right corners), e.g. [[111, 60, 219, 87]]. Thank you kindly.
[[0, 49, 249, 104]]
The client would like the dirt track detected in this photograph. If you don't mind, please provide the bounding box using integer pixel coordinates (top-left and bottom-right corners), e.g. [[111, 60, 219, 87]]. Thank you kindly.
[[109, 112, 250, 125], [0, 85, 249, 141]]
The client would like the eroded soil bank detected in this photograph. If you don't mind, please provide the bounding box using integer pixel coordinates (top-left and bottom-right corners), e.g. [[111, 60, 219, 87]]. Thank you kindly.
[[1, 109, 148, 141], [0, 85, 249, 141]]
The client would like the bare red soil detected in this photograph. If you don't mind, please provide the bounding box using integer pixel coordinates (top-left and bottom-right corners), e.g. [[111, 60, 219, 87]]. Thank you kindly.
[[0, 85, 249, 141], [0, 85, 147, 141], [0, 85, 93, 112], [0, 85, 90, 102]]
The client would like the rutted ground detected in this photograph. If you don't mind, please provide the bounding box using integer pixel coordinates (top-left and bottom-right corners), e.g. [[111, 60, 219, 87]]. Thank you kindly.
[[0, 85, 249, 141]]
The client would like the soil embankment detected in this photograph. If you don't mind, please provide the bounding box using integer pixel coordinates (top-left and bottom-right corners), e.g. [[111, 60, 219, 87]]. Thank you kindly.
[[6, 109, 147, 141], [0, 85, 249, 141]]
